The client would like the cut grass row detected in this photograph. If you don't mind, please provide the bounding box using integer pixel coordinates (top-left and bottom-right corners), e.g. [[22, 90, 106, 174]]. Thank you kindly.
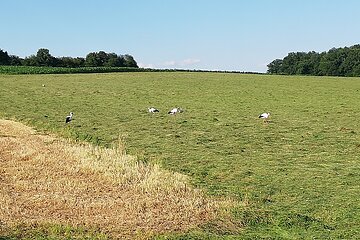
[[0, 72, 359, 238]]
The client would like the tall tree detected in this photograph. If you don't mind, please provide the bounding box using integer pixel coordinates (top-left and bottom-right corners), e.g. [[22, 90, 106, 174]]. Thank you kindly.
[[267, 59, 283, 74], [105, 53, 125, 67], [23, 55, 38, 66], [85, 51, 109, 67], [97, 51, 108, 66], [9, 55, 22, 66], [58, 57, 85, 68], [85, 52, 98, 67], [36, 48, 56, 67], [123, 54, 138, 67], [0, 49, 11, 65]]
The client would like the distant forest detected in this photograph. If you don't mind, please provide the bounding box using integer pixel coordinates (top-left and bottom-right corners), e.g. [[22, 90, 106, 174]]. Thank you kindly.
[[267, 45, 360, 77], [0, 48, 138, 68]]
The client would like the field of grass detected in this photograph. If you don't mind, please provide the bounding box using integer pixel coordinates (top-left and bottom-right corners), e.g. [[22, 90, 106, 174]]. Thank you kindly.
[[0, 72, 360, 239]]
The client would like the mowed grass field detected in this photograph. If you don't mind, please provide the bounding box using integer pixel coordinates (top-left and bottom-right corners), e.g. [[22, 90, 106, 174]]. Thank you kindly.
[[1, 72, 360, 239]]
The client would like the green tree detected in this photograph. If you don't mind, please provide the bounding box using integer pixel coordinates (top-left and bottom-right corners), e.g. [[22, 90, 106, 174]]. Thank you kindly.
[[295, 51, 321, 75], [9, 55, 23, 65], [97, 51, 108, 66], [0, 48, 139, 69], [318, 48, 345, 76], [23, 55, 38, 66], [123, 54, 138, 67], [267, 59, 283, 74], [105, 53, 124, 67], [85, 51, 109, 67], [0, 49, 11, 65], [281, 52, 307, 75], [339, 46, 360, 76], [36, 48, 56, 66], [307, 51, 323, 75], [57, 57, 85, 68], [267, 44, 360, 77], [85, 52, 98, 67]]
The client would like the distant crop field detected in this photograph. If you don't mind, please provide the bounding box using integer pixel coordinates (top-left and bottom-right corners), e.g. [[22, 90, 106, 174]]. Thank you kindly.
[[1, 72, 360, 239], [0, 65, 143, 74]]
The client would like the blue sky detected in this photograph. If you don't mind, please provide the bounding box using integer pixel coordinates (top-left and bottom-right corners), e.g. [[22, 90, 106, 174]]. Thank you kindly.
[[1, 0, 360, 72]]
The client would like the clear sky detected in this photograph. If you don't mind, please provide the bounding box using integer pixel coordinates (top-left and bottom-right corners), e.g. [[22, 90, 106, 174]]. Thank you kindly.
[[1, 0, 360, 72]]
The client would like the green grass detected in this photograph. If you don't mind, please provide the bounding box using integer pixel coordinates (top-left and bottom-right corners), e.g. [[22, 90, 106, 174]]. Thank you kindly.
[[1, 72, 360, 239], [1, 223, 108, 240]]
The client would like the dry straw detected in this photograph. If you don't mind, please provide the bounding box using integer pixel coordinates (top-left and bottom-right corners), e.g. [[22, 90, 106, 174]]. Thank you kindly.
[[0, 119, 231, 238]]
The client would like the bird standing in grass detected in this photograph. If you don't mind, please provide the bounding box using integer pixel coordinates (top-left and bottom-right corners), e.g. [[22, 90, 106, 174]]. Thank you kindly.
[[168, 107, 183, 115], [259, 112, 270, 123], [65, 112, 73, 123], [148, 107, 159, 113]]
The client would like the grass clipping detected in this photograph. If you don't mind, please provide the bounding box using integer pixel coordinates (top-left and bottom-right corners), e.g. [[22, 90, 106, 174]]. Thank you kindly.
[[0, 119, 217, 238]]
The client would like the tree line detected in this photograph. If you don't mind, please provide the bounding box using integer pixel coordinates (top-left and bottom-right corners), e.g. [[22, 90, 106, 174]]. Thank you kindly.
[[267, 44, 360, 77], [0, 48, 138, 68]]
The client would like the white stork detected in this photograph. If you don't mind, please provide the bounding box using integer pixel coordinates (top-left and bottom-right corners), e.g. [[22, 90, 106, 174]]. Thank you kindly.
[[65, 112, 73, 123], [148, 107, 159, 113], [259, 112, 270, 122], [168, 107, 183, 115]]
